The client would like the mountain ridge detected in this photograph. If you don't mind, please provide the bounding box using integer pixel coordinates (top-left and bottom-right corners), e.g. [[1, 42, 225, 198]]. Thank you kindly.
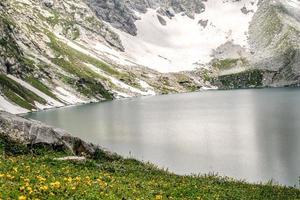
[[0, 0, 299, 114]]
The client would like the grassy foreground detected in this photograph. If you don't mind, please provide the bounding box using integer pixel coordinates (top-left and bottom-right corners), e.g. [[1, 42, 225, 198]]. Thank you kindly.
[[0, 141, 299, 200]]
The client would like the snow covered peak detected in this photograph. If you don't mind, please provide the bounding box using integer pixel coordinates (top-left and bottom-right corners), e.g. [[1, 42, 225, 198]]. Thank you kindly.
[[113, 0, 258, 72]]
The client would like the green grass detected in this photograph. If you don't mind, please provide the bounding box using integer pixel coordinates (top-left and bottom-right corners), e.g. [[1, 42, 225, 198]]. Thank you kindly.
[[174, 74, 200, 92], [0, 17, 21, 59], [62, 20, 81, 40], [46, 10, 60, 27], [212, 59, 245, 70], [52, 58, 113, 99], [0, 138, 299, 200], [25, 23, 41, 34], [214, 69, 264, 89], [1, 89, 34, 110], [46, 31, 142, 93], [0, 74, 46, 110], [47, 32, 119, 76], [0, 15, 36, 74], [24, 76, 60, 101], [46, 32, 113, 99], [72, 27, 80, 40], [202, 69, 213, 82]]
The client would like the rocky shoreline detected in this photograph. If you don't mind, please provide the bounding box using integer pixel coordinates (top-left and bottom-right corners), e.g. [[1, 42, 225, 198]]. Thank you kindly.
[[0, 111, 100, 157]]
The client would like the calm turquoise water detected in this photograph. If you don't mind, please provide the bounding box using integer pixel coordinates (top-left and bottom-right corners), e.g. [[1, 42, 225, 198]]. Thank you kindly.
[[25, 88, 300, 186]]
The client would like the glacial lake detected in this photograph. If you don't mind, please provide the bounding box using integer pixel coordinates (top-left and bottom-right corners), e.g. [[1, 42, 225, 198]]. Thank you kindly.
[[25, 88, 300, 186]]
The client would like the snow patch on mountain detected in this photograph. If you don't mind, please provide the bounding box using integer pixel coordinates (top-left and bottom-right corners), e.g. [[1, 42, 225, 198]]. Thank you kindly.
[[85, 63, 156, 96], [7, 75, 64, 108], [115, 0, 258, 73], [0, 96, 29, 114], [53, 87, 87, 105]]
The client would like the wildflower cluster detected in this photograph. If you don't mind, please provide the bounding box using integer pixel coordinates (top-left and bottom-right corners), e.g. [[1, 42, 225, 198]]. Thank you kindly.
[[0, 147, 299, 199]]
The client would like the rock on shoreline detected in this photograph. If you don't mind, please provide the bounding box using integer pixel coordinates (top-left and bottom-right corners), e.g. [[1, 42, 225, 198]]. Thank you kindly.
[[0, 111, 97, 156]]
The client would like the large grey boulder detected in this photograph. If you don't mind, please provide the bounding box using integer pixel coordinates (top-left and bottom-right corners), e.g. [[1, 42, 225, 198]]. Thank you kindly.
[[0, 111, 96, 156]]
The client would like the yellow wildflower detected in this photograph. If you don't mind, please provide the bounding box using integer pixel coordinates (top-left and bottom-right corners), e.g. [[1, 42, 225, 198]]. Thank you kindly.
[[24, 178, 30, 182], [97, 179, 108, 188], [0, 174, 4, 178], [50, 181, 61, 189], [155, 195, 163, 200], [39, 185, 48, 191], [64, 177, 73, 183], [13, 167, 18, 172], [6, 174, 15, 179], [18, 196, 26, 200], [37, 176, 46, 182], [26, 187, 33, 194]]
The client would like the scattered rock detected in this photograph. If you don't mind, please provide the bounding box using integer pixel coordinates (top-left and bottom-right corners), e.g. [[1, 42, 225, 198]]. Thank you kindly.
[[157, 15, 167, 26], [166, 7, 176, 18], [54, 156, 87, 163], [241, 6, 253, 14], [43, 0, 54, 8], [198, 19, 208, 28], [211, 41, 250, 60]]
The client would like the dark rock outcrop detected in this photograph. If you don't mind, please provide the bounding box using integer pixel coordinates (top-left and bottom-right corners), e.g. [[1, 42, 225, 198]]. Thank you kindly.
[[42, 0, 54, 8], [86, 0, 206, 35], [198, 19, 208, 28], [86, 0, 139, 36], [157, 15, 167, 26]]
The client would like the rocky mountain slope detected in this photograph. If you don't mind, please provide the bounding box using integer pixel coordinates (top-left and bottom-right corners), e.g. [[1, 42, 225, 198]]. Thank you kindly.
[[213, 0, 300, 88], [0, 0, 299, 114], [0, 0, 211, 114], [248, 0, 300, 86]]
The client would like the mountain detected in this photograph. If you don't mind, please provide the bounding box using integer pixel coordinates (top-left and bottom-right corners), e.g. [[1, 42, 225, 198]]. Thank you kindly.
[[213, 0, 300, 88], [248, 0, 300, 86], [0, 0, 299, 114]]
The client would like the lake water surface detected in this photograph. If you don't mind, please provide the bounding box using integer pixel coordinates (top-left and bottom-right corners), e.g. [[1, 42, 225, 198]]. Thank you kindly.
[[25, 88, 300, 186]]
